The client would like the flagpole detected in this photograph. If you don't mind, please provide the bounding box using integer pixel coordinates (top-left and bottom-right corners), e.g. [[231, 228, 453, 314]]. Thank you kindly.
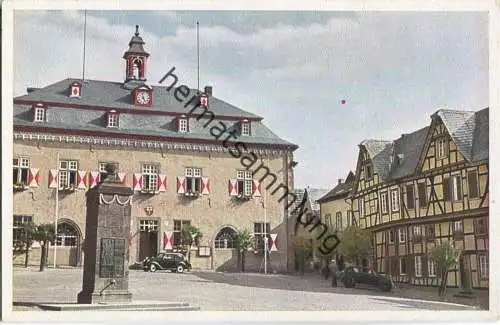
[[53, 153, 59, 268], [264, 184, 267, 275], [196, 21, 200, 93], [82, 10, 87, 82]]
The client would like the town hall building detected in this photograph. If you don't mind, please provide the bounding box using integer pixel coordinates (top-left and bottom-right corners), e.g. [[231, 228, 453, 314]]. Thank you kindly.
[[12, 26, 298, 272]]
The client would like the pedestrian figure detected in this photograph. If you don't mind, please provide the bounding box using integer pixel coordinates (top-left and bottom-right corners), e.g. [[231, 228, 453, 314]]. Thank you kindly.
[[330, 259, 338, 287]]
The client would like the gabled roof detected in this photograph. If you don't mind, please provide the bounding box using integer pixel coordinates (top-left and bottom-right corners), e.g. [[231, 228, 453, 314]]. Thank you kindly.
[[435, 109, 476, 161], [388, 127, 429, 180], [288, 187, 329, 217], [471, 108, 489, 161], [359, 140, 393, 181], [13, 79, 298, 149], [317, 171, 355, 203]]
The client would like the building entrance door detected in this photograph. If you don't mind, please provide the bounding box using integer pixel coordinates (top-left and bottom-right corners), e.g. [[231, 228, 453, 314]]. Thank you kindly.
[[138, 220, 159, 261]]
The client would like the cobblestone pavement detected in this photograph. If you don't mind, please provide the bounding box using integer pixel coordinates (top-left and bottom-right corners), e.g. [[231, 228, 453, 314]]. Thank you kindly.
[[12, 267, 481, 311]]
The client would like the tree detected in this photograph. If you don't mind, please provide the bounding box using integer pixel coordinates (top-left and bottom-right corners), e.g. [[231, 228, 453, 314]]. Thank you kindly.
[[336, 225, 372, 266], [33, 223, 55, 272], [181, 225, 202, 262], [21, 222, 36, 267], [292, 235, 313, 275], [430, 242, 460, 297], [234, 229, 253, 272]]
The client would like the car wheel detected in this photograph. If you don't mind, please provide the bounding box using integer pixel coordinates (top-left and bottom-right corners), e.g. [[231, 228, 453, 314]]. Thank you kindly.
[[176, 265, 184, 273], [149, 264, 157, 272], [378, 282, 391, 292], [344, 278, 353, 288]]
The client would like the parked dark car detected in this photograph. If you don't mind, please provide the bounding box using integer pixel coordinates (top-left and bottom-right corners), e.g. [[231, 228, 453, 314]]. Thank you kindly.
[[142, 252, 191, 273], [342, 266, 393, 292]]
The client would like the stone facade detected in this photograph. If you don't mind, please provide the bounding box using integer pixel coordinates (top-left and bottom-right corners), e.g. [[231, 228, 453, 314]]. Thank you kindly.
[[13, 140, 292, 272]]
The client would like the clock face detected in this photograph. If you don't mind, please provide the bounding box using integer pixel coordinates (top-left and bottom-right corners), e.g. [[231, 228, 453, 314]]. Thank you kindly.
[[136, 91, 151, 105]]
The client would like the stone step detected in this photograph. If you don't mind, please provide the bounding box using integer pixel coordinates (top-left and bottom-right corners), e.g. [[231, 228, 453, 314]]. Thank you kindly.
[[32, 301, 199, 311]]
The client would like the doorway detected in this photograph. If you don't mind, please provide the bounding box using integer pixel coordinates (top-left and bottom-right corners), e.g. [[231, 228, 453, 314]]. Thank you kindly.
[[138, 219, 159, 261]]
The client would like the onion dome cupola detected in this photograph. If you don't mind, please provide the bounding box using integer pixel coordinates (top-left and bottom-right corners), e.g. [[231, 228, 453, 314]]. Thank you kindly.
[[123, 25, 150, 89]]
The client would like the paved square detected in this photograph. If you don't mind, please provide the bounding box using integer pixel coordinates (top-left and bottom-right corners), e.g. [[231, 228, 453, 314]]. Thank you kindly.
[[13, 268, 478, 311]]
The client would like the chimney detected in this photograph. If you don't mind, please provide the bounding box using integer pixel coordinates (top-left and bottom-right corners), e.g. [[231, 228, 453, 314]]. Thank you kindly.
[[204, 85, 213, 97], [338, 178, 343, 185]]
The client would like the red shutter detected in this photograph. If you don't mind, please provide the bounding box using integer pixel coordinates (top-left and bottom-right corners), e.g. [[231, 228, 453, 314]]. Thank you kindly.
[[77, 171, 87, 189], [177, 176, 186, 194], [89, 171, 100, 189], [201, 177, 210, 195], [48, 169, 58, 188], [228, 179, 238, 196], [133, 173, 143, 191], [252, 179, 262, 197], [28, 168, 40, 187], [157, 174, 167, 192]]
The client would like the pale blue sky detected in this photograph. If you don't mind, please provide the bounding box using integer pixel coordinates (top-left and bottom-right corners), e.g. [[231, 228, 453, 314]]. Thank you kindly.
[[13, 11, 489, 189]]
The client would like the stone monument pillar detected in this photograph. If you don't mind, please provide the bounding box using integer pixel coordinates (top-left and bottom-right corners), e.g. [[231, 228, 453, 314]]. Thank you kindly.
[[77, 164, 134, 304]]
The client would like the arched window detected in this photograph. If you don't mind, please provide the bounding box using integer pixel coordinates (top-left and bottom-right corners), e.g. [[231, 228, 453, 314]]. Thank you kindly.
[[132, 61, 139, 79], [214, 227, 237, 249], [56, 222, 79, 247]]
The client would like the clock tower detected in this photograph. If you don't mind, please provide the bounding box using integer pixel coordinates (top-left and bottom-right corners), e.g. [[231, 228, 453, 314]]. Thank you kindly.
[[123, 25, 150, 90]]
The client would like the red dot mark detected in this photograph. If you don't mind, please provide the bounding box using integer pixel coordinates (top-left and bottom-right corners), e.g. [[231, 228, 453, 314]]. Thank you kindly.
[[341, 99, 346, 104]]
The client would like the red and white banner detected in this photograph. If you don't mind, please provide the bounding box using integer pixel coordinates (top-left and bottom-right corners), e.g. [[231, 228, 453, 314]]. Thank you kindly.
[[269, 233, 278, 252], [163, 231, 173, 250]]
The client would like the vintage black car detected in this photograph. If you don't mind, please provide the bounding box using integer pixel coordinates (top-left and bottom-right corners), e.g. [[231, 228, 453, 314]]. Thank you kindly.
[[342, 266, 393, 292], [142, 252, 191, 273]]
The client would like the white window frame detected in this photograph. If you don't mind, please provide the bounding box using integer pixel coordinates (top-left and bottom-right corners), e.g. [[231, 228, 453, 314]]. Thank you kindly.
[[107, 113, 119, 128], [34, 107, 45, 122], [173, 220, 190, 246], [59, 160, 78, 189], [479, 255, 489, 279], [398, 228, 406, 243], [185, 167, 202, 193], [253, 222, 270, 251], [414, 255, 422, 277], [179, 118, 188, 133], [399, 258, 407, 275], [236, 170, 252, 196], [99, 162, 119, 180], [13, 157, 30, 185], [335, 212, 342, 230], [436, 138, 448, 159], [451, 175, 462, 201], [391, 189, 400, 212], [428, 259, 436, 277], [389, 230, 395, 244], [380, 192, 388, 214], [141, 164, 158, 191], [413, 225, 422, 237], [358, 198, 364, 217], [241, 122, 250, 136], [453, 220, 463, 233], [13, 215, 33, 246]]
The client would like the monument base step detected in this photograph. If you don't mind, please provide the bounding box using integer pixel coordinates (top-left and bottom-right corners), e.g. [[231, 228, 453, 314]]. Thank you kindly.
[[32, 300, 200, 311]]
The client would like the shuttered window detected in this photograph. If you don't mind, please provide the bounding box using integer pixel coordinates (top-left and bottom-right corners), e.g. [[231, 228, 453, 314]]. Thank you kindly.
[[406, 185, 415, 209], [418, 182, 427, 206], [468, 171, 479, 199]]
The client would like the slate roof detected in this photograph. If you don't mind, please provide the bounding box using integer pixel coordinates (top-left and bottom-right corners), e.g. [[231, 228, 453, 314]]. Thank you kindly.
[[13, 79, 297, 148], [356, 107, 489, 185], [317, 171, 355, 203]]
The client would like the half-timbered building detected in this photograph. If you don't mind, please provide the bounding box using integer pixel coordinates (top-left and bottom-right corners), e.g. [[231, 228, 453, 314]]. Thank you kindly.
[[350, 108, 489, 288], [12, 26, 297, 272]]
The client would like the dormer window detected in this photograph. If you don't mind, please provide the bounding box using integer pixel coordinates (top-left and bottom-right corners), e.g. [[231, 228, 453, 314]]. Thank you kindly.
[[107, 110, 119, 128], [70, 82, 82, 97], [241, 119, 251, 136], [178, 115, 189, 133], [32, 103, 45, 122]]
